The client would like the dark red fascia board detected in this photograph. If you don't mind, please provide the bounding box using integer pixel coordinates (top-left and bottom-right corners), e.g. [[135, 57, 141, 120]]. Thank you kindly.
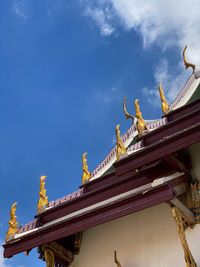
[[38, 116, 200, 224], [115, 122, 200, 177], [142, 98, 200, 146], [168, 98, 200, 122], [4, 184, 175, 258], [40, 160, 175, 223]]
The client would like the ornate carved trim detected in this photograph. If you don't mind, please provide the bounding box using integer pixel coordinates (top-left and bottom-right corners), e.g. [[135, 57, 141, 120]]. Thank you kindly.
[[190, 181, 200, 223], [41, 242, 74, 264], [74, 232, 83, 254], [42, 247, 54, 267], [172, 206, 197, 267]]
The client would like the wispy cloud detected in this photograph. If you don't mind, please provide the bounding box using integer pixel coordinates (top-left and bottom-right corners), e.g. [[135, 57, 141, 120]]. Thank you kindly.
[[82, 0, 200, 106], [82, 0, 200, 63], [94, 86, 121, 104], [12, 0, 29, 19], [83, 1, 115, 36], [142, 59, 188, 106]]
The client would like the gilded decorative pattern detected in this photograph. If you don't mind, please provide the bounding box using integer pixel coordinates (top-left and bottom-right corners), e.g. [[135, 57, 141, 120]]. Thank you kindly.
[[123, 97, 135, 124], [82, 152, 91, 184], [183, 46, 196, 73], [37, 176, 48, 214], [6, 202, 19, 242], [115, 124, 127, 161], [172, 206, 197, 267], [134, 99, 148, 137], [41, 242, 74, 264], [190, 181, 200, 223], [158, 83, 170, 114], [42, 247, 55, 267]]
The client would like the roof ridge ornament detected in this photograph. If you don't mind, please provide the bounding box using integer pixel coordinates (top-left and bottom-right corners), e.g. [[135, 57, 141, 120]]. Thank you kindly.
[[37, 176, 49, 214], [134, 99, 148, 137], [123, 97, 135, 124], [6, 202, 19, 242], [114, 251, 122, 267], [82, 152, 91, 184], [115, 124, 127, 161], [183, 45, 196, 73], [158, 83, 170, 114]]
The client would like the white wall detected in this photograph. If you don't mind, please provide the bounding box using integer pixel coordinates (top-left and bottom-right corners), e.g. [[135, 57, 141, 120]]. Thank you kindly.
[[72, 203, 200, 267]]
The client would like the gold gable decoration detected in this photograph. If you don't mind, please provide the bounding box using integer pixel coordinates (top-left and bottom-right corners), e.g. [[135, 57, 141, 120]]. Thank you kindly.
[[134, 99, 148, 137], [158, 83, 170, 114], [172, 206, 197, 267], [82, 152, 91, 184], [183, 45, 196, 73], [123, 97, 135, 124], [115, 124, 127, 161], [37, 176, 49, 214], [6, 202, 19, 242]]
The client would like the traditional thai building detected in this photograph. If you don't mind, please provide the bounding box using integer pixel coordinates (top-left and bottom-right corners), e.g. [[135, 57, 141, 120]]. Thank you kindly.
[[3, 47, 200, 267]]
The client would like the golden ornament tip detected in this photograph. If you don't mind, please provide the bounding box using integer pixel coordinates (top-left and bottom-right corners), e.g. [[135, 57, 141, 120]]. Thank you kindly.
[[158, 83, 170, 114], [37, 175, 48, 214], [123, 97, 135, 124], [115, 124, 127, 161], [183, 45, 196, 73], [82, 152, 91, 184], [134, 99, 148, 137], [6, 202, 19, 242]]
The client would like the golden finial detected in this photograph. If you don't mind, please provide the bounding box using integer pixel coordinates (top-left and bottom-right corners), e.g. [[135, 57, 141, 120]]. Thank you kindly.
[[134, 99, 148, 137], [6, 202, 19, 242], [115, 124, 127, 161], [123, 97, 135, 124], [114, 251, 122, 267], [158, 83, 170, 114], [82, 152, 91, 184], [183, 45, 196, 73], [37, 176, 48, 214]]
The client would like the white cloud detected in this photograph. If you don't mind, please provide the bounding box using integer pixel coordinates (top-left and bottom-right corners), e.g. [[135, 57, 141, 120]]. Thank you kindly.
[[142, 58, 188, 106], [83, 2, 115, 36], [83, 0, 200, 63], [12, 0, 29, 19], [82, 0, 200, 105], [0, 243, 11, 267], [94, 86, 121, 104]]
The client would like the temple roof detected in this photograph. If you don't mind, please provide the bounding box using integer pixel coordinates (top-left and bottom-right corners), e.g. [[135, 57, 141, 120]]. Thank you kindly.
[[3, 53, 200, 258], [90, 72, 200, 180]]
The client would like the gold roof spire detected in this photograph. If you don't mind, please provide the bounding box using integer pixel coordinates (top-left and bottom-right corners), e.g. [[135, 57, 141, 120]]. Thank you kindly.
[[37, 176, 48, 214], [123, 97, 135, 124], [82, 152, 91, 184], [134, 99, 148, 137], [6, 202, 19, 242], [158, 83, 170, 114], [183, 45, 196, 73], [115, 124, 127, 161]]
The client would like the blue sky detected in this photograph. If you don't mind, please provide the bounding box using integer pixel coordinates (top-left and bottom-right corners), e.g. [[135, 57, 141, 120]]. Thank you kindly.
[[0, 0, 199, 266]]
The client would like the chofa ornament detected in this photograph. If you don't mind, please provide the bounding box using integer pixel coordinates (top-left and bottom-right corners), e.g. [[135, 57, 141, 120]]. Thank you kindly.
[[82, 152, 91, 184], [115, 124, 127, 161], [37, 176, 49, 214], [6, 202, 19, 242]]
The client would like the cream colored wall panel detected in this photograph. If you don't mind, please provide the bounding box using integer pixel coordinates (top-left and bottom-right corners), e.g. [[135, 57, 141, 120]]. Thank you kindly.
[[73, 204, 200, 267]]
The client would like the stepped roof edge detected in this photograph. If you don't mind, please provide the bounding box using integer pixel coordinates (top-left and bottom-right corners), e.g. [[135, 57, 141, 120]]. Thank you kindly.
[[91, 72, 200, 180]]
